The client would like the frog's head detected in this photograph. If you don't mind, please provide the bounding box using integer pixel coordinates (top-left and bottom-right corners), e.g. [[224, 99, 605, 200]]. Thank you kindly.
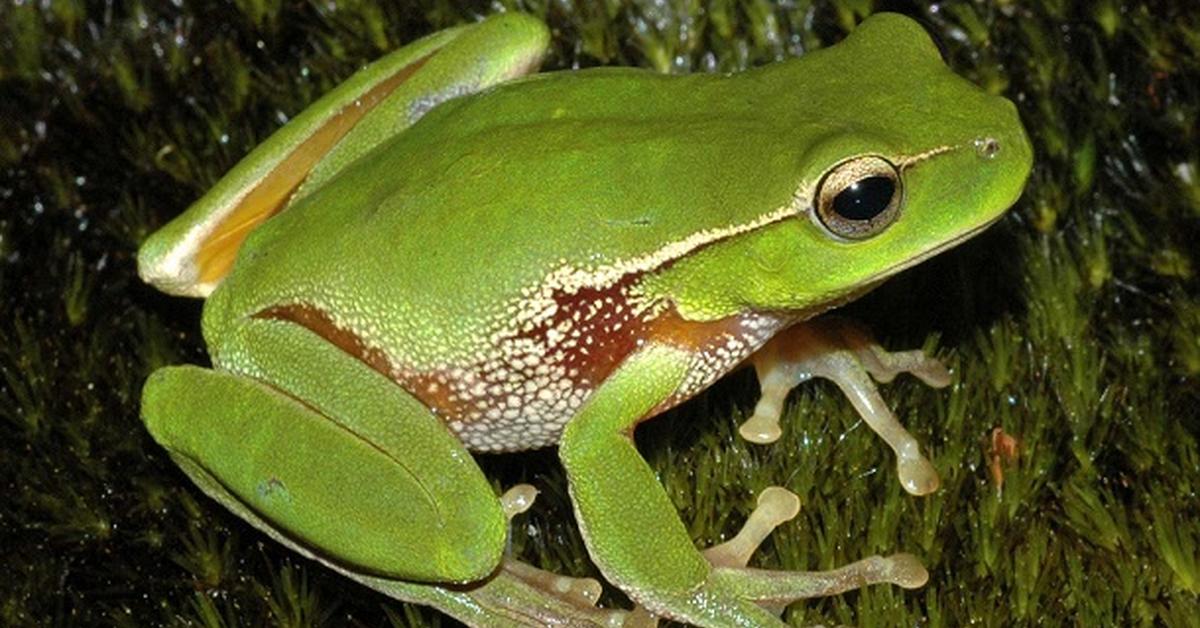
[[719, 12, 1033, 315]]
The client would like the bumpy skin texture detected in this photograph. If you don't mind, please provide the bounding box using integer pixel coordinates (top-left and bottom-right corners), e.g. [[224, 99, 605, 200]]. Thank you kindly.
[[140, 12, 1032, 628]]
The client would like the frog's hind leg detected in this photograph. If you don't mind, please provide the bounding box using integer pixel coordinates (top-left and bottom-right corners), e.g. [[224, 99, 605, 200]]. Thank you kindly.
[[559, 345, 928, 627], [740, 317, 949, 496], [704, 486, 926, 613], [141, 316, 621, 626], [355, 483, 625, 627]]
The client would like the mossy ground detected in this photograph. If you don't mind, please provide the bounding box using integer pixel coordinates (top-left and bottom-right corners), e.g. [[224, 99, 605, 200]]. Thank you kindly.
[[1, 0, 1197, 626]]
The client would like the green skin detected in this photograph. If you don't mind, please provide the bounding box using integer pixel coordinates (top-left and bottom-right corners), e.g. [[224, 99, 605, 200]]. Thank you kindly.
[[138, 12, 1032, 627]]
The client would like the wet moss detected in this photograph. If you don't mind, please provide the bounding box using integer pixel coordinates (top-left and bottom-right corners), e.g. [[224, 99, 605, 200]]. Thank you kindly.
[[1, 0, 1197, 625]]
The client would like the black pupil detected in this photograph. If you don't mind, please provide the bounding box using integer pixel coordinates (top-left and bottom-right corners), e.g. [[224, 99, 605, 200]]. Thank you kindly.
[[832, 176, 895, 221]]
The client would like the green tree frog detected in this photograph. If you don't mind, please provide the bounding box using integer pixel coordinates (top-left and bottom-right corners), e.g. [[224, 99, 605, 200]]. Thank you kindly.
[[138, 12, 1031, 627]]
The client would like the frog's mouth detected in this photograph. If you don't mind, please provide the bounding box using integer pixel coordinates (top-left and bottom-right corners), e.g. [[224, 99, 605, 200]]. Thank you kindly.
[[871, 211, 1007, 285]]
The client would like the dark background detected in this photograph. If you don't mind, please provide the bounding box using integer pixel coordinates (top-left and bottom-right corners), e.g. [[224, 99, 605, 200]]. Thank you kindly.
[[2, 1, 1197, 625]]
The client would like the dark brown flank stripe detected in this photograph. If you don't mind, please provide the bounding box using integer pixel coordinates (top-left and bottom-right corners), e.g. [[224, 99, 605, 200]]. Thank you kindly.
[[253, 278, 775, 430], [253, 304, 394, 378]]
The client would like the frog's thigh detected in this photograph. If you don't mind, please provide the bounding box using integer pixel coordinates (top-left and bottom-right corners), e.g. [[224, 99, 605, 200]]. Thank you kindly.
[[142, 318, 506, 583]]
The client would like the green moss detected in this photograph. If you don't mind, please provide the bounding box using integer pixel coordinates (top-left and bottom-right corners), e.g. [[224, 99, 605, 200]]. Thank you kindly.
[[1, 0, 1197, 626]]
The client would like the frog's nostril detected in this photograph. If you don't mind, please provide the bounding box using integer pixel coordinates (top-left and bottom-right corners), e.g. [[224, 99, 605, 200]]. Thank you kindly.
[[974, 136, 1002, 160]]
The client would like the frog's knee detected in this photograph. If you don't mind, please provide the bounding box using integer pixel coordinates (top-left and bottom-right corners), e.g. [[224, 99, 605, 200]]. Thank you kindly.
[[328, 474, 508, 583], [413, 501, 509, 582], [429, 532, 505, 582]]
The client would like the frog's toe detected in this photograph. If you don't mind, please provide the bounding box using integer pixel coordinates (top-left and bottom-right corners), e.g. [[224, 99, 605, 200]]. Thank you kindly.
[[500, 483, 539, 519], [707, 551, 930, 608], [860, 345, 952, 388], [880, 553, 930, 589], [896, 443, 941, 495], [908, 354, 952, 388], [499, 486, 612, 612], [703, 486, 800, 568], [738, 411, 784, 445], [503, 560, 606, 608], [741, 356, 802, 444], [816, 317, 950, 389]]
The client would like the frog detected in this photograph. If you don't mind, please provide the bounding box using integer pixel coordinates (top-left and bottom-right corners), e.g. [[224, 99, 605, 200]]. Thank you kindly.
[[137, 11, 1032, 627]]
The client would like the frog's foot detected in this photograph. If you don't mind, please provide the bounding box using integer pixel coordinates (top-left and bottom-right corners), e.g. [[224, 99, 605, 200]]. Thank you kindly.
[[498, 484, 630, 624], [615, 489, 801, 626], [702, 486, 927, 613], [742, 317, 947, 495]]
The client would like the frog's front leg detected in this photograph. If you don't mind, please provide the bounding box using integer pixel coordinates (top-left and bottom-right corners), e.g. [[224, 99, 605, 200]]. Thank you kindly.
[[141, 318, 621, 627], [740, 317, 950, 495], [559, 345, 926, 627]]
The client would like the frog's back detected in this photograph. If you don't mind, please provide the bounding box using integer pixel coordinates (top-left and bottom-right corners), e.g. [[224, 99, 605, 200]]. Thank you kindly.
[[200, 68, 804, 450], [217, 67, 803, 361]]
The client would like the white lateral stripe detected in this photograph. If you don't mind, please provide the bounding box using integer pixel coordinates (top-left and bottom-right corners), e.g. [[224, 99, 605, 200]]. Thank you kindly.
[[543, 203, 800, 296]]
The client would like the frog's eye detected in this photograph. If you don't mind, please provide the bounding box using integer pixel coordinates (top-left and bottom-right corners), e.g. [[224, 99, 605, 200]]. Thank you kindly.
[[813, 156, 903, 240]]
